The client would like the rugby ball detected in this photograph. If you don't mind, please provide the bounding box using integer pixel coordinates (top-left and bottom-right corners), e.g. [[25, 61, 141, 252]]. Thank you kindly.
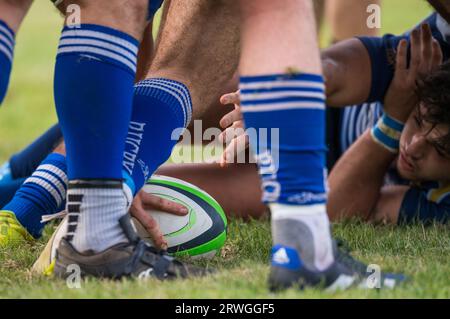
[[132, 175, 228, 259], [32, 175, 227, 274]]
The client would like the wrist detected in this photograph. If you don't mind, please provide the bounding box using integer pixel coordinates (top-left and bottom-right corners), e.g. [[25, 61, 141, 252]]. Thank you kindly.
[[370, 113, 405, 153]]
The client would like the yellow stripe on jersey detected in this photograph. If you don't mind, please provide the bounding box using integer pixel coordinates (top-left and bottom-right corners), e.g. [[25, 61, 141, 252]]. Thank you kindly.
[[427, 183, 450, 204]]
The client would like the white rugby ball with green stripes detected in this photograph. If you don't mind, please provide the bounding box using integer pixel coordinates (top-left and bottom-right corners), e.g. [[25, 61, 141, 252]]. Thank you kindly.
[[131, 175, 227, 259]]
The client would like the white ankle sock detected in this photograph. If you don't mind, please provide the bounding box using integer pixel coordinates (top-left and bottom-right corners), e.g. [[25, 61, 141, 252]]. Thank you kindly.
[[66, 182, 131, 253], [270, 203, 335, 271]]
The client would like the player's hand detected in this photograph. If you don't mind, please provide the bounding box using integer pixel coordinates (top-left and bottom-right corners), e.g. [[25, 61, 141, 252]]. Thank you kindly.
[[384, 24, 443, 122], [218, 91, 249, 167], [129, 189, 189, 250]]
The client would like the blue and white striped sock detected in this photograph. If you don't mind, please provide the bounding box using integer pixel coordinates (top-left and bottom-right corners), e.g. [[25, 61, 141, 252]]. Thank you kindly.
[[3, 153, 67, 238], [240, 73, 334, 271], [123, 78, 193, 194], [0, 20, 15, 105], [240, 73, 328, 205], [55, 24, 138, 180], [54, 24, 138, 252]]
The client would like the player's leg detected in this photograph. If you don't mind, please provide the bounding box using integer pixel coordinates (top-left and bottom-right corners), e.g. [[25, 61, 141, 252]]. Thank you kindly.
[[238, 0, 343, 290], [122, 0, 240, 195], [0, 143, 67, 244], [0, 0, 33, 105], [0, 178, 26, 208], [0, 124, 62, 181], [52, 0, 205, 280], [52, 0, 147, 253], [238, 0, 404, 290], [326, 0, 380, 42]]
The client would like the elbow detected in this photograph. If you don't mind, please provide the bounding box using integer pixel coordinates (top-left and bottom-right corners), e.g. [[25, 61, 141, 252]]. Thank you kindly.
[[321, 55, 342, 105]]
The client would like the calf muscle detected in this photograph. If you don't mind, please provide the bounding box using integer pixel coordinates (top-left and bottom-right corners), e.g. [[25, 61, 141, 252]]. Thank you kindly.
[[149, 0, 240, 119]]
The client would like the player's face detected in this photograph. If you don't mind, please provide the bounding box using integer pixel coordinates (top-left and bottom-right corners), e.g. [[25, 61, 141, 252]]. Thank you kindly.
[[398, 106, 450, 182]]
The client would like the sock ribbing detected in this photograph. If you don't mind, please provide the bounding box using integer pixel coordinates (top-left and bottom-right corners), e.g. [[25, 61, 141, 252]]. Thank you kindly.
[[4, 153, 67, 237], [0, 20, 15, 104]]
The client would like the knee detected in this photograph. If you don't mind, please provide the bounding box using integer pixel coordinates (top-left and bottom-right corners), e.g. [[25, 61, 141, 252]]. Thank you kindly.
[[60, 0, 149, 38]]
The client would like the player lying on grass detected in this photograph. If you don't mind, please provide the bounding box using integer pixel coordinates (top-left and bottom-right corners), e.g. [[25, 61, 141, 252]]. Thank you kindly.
[[155, 22, 449, 226], [328, 31, 450, 225]]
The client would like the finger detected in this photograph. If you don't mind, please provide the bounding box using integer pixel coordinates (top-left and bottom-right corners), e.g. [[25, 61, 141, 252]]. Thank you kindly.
[[222, 122, 246, 144], [431, 39, 443, 70], [141, 192, 188, 215], [409, 28, 421, 74], [219, 109, 242, 129], [131, 206, 168, 250], [220, 91, 240, 106], [219, 126, 238, 144], [222, 132, 250, 165], [420, 24, 432, 62], [396, 39, 408, 72]]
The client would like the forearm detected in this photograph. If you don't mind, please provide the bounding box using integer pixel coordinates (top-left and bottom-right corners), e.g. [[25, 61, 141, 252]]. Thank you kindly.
[[322, 38, 372, 107], [328, 130, 396, 221]]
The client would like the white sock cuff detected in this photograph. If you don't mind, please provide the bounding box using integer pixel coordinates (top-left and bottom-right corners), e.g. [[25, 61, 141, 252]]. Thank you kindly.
[[270, 203, 327, 220]]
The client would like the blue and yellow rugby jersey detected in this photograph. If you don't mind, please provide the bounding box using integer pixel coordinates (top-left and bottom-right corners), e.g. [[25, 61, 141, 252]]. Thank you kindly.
[[358, 12, 450, 103], [399, 182, 450, 224]]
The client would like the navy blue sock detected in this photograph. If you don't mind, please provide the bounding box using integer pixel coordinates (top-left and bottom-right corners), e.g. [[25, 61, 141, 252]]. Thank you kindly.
[[54, 25, 138, 179], [122, 78, 192, 193], [3, 153, 68, 238], [0, 20, 15, 105], [9, 124, 62, 179], [0, 178, 26, 208]]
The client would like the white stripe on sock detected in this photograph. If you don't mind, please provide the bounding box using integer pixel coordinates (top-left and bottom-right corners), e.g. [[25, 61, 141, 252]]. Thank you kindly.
[[59, 38, 137, 63], [0, 42, 12, 62], [61, 29, 138, 55], [38, 164, 69, 185], [0, 25, 14, 48], [138, 83, 189, 126], [33, 170, 66, 203], [151, 79, 193, 124], [241, 91, 325, 101], [24, 177, 64, 206], [241, 101, 325, 112], [240, 80, 325, 91]]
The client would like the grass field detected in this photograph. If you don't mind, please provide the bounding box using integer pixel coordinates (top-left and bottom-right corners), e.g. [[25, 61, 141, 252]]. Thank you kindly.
[[1, 1, 449, 299]]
